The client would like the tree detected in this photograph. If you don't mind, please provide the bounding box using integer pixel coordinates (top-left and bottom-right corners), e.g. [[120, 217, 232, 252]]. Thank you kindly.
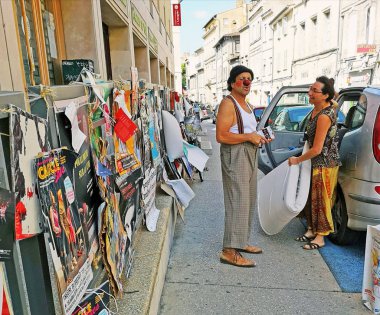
[[181, 63, 187, 89]]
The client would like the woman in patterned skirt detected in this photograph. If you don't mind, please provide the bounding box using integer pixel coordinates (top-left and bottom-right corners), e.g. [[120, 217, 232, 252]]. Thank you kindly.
[[288, 76, 341, 250]]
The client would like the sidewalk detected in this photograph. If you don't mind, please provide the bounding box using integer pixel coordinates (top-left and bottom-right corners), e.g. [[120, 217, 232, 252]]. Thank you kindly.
[[158, 121, 368, 315]]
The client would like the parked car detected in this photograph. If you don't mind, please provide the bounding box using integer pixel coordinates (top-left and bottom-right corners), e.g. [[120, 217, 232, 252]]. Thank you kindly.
[[257, 85, 380, 245], [212, 104, 220, 124]]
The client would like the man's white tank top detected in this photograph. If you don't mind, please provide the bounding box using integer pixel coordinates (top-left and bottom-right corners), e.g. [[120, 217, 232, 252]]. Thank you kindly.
[[228, 95, 258, 134]]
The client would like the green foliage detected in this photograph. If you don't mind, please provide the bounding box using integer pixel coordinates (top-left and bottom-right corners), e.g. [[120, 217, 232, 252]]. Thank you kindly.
[[181, 63, 187, 88]]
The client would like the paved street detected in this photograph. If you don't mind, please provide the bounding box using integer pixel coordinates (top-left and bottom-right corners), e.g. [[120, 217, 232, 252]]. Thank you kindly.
[[159, 120, 368, 315]]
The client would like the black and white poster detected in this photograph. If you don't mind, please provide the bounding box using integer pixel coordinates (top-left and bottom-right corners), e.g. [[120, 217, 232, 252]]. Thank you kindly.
[[10, 105, 49, 240]]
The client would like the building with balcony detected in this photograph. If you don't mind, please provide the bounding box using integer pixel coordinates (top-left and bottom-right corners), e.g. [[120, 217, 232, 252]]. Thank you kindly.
[[270, 4, 295, 92], [292, 0, 340, 86], [214, 33, 240, 100], [243, 0, 284, 106], [337, 0, 380, 88], [201, 0, 247, 105]]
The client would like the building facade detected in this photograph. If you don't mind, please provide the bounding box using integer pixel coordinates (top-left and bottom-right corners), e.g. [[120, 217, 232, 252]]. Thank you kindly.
[[0, 0, 176, 95], [185, 0, 380, 108], [199, 0, 247, 105], [338, 0, 380, 88]]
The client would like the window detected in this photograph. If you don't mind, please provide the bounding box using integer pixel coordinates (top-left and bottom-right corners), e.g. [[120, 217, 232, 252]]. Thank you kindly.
[[338, 94, 367, 130], [150, 0, 154, 17], [366, 7, 371, 43], [223, 18, 229, 26], [263, 25, 267, 42], [282, 16, 288, 35], [15, 0, 63, 86], [235, 41, 240, 53], [269, 92, 311, 132]]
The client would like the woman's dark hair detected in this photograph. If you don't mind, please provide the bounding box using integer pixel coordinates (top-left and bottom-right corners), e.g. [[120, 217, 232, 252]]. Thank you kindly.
[[227, 65, 254, 91], [316, 76, 335, 102]]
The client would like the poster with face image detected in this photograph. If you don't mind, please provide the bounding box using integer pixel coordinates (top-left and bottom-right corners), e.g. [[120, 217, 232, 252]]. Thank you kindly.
[[9, 105, 49, 240], [34, 148, 92, 314]]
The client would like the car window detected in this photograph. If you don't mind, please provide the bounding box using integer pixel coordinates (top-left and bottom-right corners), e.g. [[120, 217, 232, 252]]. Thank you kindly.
[[273, 106, 313, 132], [268, 92, 309, 131], [337, 93, 366, 130]]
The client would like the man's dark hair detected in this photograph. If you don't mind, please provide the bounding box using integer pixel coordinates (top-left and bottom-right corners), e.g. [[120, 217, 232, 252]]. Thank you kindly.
[[227, 65, 254, 91], [316, 76, 335, 102]]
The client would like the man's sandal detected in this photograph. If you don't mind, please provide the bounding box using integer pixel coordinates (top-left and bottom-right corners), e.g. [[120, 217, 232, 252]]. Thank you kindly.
[[295, 234, 314, 242], [303, 242, 325, 250]]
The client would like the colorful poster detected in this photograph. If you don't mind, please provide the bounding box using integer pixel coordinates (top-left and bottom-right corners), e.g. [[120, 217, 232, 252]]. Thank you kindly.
[[100, 182, 127, 297], [71, 281, 110, 315], [9, 105, 49, 240], [55, 98, 101, 266], [0, 189, 15, 260], [112, 88, 141, 177], [34, 148, 92, 312]]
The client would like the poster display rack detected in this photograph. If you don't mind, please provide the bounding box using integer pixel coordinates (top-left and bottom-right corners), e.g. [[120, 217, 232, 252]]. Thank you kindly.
[[0, 69, 195, 314]]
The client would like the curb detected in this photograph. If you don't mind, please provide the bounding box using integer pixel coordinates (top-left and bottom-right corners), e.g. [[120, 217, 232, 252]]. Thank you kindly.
[[116, 189, 176, 315]]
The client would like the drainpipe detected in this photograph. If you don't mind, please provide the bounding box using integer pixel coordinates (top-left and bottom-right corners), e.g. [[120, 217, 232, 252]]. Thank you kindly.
[[335, 0, 342, 84]]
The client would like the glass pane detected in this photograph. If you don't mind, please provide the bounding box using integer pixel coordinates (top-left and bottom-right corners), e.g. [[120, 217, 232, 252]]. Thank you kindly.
[[269, 92, 310, 132], [15, 0, 42, 85], [40, 0, 56, 85]]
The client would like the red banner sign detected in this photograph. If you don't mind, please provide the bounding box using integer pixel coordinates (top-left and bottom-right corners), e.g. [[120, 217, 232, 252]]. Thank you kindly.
[[357, 44, 377, 54], [172, 4, 181, 26]]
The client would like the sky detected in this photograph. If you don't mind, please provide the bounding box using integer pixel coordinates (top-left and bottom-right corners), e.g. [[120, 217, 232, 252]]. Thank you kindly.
[[180, 0, 238, 54]]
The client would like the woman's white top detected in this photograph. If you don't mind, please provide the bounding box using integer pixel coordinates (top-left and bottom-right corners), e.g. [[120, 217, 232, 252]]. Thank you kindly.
[[228, 95, 258, 134]]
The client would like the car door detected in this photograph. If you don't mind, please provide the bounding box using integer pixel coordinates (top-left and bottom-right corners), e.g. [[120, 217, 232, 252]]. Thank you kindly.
[[257, 86, 310, 174]]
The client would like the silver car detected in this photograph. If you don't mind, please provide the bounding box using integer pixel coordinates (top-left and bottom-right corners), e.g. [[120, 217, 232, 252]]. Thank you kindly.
[[257, 85, 380, 245]]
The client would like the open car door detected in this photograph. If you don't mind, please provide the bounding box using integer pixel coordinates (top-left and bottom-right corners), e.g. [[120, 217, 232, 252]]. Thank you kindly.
[[257, 86, 310, 174]]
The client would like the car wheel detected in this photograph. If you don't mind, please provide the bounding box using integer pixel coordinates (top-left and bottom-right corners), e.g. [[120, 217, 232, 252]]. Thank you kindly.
[[328, 187, 359, 245]]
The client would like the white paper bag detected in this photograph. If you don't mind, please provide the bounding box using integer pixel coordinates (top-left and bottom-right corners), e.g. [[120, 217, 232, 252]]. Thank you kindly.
[[363, 225, 380, 314]]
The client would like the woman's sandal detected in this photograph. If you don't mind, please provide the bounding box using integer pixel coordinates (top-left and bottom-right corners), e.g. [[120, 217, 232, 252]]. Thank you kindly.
[[295, 234, 315, 242], [303, 242, 325, 250]]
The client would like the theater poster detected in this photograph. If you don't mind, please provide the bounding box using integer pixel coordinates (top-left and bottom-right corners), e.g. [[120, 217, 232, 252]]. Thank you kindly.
[[54, 97, 101, 264], [9, 106, 49, 240], [71, 281, 110, 315], [0, 188, 15, 260], [34, 148, 93, 314]]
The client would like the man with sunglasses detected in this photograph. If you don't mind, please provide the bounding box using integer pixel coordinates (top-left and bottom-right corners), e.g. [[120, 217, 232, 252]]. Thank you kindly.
[[216, 65, 271, 268]]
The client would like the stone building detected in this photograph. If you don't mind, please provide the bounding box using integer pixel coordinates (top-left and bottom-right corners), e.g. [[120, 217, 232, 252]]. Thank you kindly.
[[0, 0, 175, 93]]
